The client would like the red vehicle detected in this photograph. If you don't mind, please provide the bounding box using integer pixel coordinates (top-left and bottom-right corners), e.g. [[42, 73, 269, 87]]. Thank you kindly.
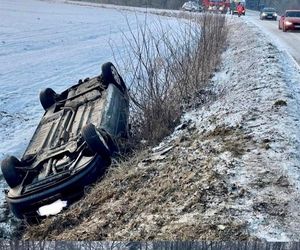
[[279, 10, 300, 32], [203, 0, 230, 14], [230, 1, 246, 15], [237, 3, 244, 16]]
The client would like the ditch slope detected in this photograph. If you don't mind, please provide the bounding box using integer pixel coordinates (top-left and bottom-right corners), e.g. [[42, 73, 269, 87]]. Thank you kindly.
[[23, 17, 300, 241]]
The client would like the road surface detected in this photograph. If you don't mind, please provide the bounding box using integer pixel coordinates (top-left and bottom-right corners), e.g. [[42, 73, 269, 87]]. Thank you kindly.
[[244, 10, 300, 65]]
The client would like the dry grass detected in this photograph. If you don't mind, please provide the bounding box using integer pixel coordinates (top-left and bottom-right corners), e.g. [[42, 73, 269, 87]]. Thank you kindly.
[[202, 125, 252, 157], [23, 123, 251, 240]]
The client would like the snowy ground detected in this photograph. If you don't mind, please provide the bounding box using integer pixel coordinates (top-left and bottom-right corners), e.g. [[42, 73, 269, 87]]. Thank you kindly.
[[178, 16, 300, 240], [191, 16, 300, 240]]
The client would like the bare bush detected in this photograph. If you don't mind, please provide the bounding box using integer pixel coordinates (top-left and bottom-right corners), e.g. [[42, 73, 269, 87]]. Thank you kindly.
[[111, 13, 228, 146]]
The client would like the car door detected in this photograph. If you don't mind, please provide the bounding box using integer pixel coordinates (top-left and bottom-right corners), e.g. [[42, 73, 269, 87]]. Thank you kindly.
[[100, 84, 129, 138]]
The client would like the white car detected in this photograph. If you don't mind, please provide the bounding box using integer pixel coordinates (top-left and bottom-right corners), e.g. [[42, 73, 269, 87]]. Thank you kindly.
[[182, 1, 203, 12]]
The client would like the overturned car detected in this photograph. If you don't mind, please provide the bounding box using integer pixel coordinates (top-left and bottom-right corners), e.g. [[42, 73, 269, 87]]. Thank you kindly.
[[1, 62, 129, 221]]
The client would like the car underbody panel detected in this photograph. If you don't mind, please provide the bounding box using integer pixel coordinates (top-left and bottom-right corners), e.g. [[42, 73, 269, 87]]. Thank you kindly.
[[2, 63, 129, 219]]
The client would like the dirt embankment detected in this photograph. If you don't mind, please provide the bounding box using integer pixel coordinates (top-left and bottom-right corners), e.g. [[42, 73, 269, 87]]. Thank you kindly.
[[24, 17, 300, 241]]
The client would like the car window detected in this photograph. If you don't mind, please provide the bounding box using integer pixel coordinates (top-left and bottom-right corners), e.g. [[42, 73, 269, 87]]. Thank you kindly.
[[286, 11, 300, 17], [263, 8, 276, 12]]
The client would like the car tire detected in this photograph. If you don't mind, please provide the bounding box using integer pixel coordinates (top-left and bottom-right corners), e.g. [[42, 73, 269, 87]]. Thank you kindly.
[[98, 128, 118, 154], [283, 25, 287, 32], [101, 62, 126, 93], [40, 88, 57, 110], [82, 123, 111, 163], [1, 156, 24, 188]]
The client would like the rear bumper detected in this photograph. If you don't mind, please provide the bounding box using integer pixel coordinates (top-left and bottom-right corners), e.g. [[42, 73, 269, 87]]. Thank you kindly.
[[6, 156, 107, 219], [232, 10, 245, 15], [261, 15, 276, 20]]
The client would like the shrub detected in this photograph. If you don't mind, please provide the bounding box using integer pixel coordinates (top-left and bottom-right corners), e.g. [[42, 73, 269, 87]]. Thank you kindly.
[[112, 13, 228, 146]]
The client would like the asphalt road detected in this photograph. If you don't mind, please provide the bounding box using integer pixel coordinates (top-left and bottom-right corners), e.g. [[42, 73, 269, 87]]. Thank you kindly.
[[245, 10, 300, 65]]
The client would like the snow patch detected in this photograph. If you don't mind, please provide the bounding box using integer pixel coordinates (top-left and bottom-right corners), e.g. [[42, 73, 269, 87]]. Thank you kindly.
[[37, 199, 68, 216]]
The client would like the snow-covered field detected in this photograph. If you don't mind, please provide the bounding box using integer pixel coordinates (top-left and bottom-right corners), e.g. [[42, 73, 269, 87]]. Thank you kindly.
[[0, 0, 182, 162]]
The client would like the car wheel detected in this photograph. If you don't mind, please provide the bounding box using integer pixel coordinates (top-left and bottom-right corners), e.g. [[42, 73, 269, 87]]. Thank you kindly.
[[39, 88, 57, 110], [1, 156, 24, 188], [98, 128, 119, 153], [101, 62, 126, 93], [283, 25, 287, 32], [82, 123, 111, 163]]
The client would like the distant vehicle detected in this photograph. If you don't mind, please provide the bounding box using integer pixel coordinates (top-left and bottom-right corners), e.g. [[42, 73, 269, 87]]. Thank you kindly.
[[260, 7, 277, 20], [181, 1, 203, 12], [203, 0, 230, 14], [1, 62, 129, 221], [279, 10, 300, 32], [230, 1, 246, 15]]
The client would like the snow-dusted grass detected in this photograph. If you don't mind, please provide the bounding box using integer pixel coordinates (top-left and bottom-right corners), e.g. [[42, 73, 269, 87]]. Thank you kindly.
[[179, 17, 300, 240]]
